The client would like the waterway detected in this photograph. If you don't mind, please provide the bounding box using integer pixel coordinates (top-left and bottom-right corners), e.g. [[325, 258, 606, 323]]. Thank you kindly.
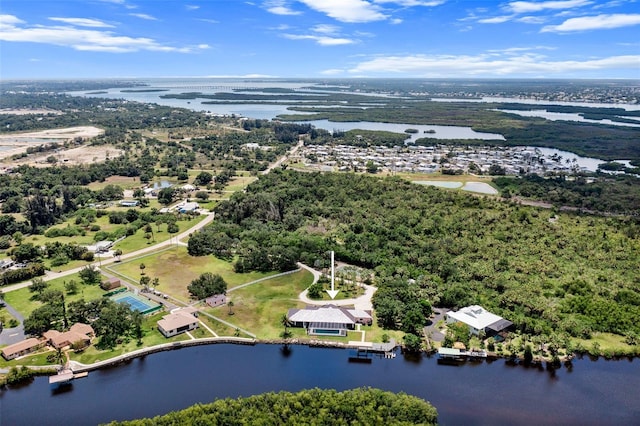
[[1, 344, 638, 425]]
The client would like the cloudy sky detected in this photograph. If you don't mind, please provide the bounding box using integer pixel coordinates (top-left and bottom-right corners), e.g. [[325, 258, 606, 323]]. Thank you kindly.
[[1, 0, 639, 79]]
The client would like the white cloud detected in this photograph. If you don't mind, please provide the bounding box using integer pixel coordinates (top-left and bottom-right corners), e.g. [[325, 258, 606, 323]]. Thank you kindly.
[[48, 17, 115, 28], [311, 24, 340, 34], [517, 15, 548, 24], [198, 19, 220, 24], [390, 18, 403, 24], [542, 13, 640, 31], [298, 0, 387, 23], [320, 68, 345, 74], [282, 33, 355, 45], [373, 0, 446, 5], [129, 13, 158, 21], [264, 1, 302, 15], [507, 0, 593, 14], [478, 15, 514, 24], [346, 52, 640, 76], [0, 14, 25, 28], [0, 14, 207, 53], [186, 5, 200, 10]]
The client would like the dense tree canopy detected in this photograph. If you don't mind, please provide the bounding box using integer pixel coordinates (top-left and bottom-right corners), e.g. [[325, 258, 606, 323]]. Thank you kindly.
[[110, 388, 438, 426], [194, 170, 640, 339]]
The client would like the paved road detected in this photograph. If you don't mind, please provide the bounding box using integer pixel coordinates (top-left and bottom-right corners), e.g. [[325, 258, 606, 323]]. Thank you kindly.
[[0, 300, 25, 345], [424, 307, 448, 342], [0, 212, 215, 293]]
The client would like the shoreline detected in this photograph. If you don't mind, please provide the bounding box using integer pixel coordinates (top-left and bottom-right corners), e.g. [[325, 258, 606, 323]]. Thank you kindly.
[[3, 335, 617, 380]]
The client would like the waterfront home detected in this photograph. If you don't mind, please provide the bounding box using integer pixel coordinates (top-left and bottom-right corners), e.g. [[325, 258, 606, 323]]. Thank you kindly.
[[1, 338, 46, 360], [446, 305, 513, 336], [177, 201, 200, 213], [43, 323, 95, 350], [287, 304, 372, 337], [157, 309, 198, 338]]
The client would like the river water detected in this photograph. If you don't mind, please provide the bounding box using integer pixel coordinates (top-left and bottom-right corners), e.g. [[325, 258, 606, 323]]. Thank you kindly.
[[1, 344, 638, 425]]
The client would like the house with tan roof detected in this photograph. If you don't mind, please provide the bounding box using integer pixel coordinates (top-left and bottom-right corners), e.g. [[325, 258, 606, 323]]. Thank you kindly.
[[1, 338, 46, 360], [157, 309, 198, 338], [43, 323, 95, 350]]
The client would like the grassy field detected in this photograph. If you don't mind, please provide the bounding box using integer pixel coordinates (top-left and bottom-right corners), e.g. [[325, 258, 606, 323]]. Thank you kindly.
[[3, 272, 108, 318], [86, 175, 143, 191], [205, 269, 313, 339], [0, 347, 57, 368], [106, 246, 277, 303], [225, 176, 258, 192]]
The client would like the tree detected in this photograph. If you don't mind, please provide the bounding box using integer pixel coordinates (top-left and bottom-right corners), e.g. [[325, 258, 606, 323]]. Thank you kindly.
[[365, 160, 378, 174], [195, 190, 210, 201], [11, 243, 41, 262], [187, 273, 227, 300], [228, 300, 234, 316], [139, 275, 151, 290], [151, 277, 160, 290], [307, 282, 323, 299], [167, 222, 179, 243], [113, 248, 123, 262], [280, 313, 292, 339], [65, 280, 79, 295], [157, 187, 176, 206], [193, 171, 213, 186], [28, 277, 49, 300], [79, 265, 101, 285], [139, 263, 146, 275], [403, 333, 422, 352]]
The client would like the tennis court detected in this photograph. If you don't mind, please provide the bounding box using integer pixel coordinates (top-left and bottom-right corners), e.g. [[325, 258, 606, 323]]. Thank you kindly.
[[110, 291, 162, 315]]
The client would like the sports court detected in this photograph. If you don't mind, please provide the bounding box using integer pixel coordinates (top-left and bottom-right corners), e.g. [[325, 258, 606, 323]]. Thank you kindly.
[[110, 291, 162, 315]]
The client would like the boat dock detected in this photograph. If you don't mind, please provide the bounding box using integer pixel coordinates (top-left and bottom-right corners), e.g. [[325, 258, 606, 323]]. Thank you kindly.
[[437, 347, 487, 364], [49, 369, 89, 388]]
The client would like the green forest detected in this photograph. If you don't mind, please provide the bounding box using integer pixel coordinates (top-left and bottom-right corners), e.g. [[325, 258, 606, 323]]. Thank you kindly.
[[109, 388, 438, 426], [191, 170, 640, 344]]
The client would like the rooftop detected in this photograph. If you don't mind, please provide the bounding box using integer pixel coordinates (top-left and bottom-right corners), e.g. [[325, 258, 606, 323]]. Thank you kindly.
[[447, 305, 504, 331]]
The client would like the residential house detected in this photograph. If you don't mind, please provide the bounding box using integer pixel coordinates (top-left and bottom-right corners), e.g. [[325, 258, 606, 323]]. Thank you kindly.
[[43, 323, 95, 350], [287, 304, 372, 337], [446, 305, 513, 336], [157, 309, 198, 338], [1, 338, 46, 360]]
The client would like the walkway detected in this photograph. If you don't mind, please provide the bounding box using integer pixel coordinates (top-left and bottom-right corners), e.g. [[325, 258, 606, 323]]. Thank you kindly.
[[0, 300, 25, 345], [296, 263, 377, 311]]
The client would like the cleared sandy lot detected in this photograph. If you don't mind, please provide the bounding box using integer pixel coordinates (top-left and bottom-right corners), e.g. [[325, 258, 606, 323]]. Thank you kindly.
[[0, 108, 63, 115], [0, 126, 108, 166]]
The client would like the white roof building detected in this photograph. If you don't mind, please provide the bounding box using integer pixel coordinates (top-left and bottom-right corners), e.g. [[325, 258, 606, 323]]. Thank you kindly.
[[446, 305, 512, 336]]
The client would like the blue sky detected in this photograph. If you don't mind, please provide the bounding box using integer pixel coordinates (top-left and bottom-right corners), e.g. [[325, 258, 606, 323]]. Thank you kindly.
[[1, 0, 639, 79]]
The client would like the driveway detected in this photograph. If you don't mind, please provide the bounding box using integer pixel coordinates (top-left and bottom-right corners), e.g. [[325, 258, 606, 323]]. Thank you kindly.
[[424, 307, 448, 342], [0, 300, 25, 345]]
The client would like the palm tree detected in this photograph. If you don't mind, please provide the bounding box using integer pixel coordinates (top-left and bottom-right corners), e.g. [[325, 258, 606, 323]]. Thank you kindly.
[[227, 300, 234, 316], [113, 249, 123, 262], [280, 313, 292, 339]]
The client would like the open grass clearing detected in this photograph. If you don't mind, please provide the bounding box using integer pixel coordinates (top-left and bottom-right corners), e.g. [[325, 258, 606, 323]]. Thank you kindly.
[[224, 176, 258, 192], [107, 246, 277, 302], [3, 272, 108, 318], [205, 269, 316, 339], [112, 214, 206, 253], [0, 347, 57, 368], [86, 175, 142, 191]]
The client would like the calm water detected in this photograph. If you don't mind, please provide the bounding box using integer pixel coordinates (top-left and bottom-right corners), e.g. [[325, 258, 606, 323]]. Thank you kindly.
[[1, 344, 638, 425]]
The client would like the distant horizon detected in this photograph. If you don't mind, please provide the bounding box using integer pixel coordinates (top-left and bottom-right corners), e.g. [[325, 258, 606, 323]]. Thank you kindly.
[[1, 1, 639, 79], [2, 76, 639, 82]]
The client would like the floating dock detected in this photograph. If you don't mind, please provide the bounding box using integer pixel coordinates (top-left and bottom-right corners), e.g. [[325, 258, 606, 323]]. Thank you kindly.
[[49, 369, 89, 388], [437, 347, 487, 364]]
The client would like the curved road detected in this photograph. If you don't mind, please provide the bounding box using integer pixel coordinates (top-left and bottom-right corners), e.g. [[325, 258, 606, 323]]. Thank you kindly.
[[1, 212, 215, 293], [296, 262, 376, 311]]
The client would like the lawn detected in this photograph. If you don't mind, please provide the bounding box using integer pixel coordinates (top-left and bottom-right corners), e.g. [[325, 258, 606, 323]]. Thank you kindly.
[[68, 310, 188, 364], [0, 347, 57, 368], [106, 246, 278, 303], [204, 269, 314, 339], [86, 175, 143, 191], [224, 176, 258, 192], [112, 214, 206, 253], [3, 272, 108, 318], [573, 333, 638, 357]]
